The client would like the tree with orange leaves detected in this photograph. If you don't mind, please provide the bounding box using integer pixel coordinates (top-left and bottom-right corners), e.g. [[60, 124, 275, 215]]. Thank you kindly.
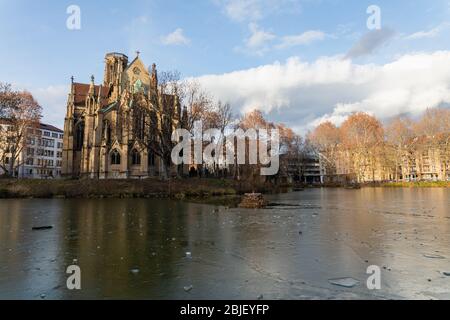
[[340, 112, 384, 182], [385, 116, 414, 181], [309, 121, 340, 179]]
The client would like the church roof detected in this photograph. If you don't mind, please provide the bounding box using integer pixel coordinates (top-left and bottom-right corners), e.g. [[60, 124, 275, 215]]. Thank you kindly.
[[101, 101, 119, 113], [73, 83, 110, 105]]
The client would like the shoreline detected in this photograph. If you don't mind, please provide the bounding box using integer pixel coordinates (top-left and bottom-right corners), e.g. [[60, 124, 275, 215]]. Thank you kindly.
[[379, 181, 450, 188], [0, 178, 288, 200], [0, 179, 448, 200]]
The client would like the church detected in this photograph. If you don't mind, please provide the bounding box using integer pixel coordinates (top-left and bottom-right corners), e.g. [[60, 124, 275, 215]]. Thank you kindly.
[[62, 52, 182, 179]]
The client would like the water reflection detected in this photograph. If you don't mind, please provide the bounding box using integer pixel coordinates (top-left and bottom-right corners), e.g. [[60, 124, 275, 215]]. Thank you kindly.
[[0, 188, 449, 300]]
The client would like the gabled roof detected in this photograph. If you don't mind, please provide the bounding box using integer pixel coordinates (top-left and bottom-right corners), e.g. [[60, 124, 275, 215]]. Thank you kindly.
[[125, 56, 150, 75], [73, 83, 110, 105]]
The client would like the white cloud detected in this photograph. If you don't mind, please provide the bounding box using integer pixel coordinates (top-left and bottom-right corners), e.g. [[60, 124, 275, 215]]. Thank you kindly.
[[8, 83, 68, 129], [405, 23, 449, 40], [406, 28, 440, 40], [246, 23, 276, 48], [235, 23, 276, 55], [194, 51, 450, 133], [276, 30, 326, 49], [31, 85, 69, 129], [237, 25, 325, 56], [215, 0, 301, 22], [161, 28, 191, 46]]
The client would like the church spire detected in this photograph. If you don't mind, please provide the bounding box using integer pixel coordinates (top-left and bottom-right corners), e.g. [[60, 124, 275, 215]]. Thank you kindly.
[[67, 76, 76, 117], [89, 75, 95, 96], [70, 76, 75, 94], [151, 63, 158, 89]]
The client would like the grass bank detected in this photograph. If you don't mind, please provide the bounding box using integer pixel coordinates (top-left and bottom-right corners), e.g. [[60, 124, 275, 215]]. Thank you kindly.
[[380, 181, 450, 188], [0, 178, 291, 199]]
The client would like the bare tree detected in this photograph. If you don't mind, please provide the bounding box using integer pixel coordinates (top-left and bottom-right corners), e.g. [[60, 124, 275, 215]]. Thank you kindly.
[[340, 112, 384, 182], [0, 84, 42, 177], [182, 79, 213, 131], [127, 71, 183, 179], [386, 116, 414, 181], [309, 121, 340, 179], [213, 101, 233, 132]]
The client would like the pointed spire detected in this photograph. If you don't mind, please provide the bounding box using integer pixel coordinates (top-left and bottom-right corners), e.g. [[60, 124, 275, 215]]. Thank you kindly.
[[89, 75, 95, 95], [97, 85, 102, 103], [151, 63, 158, 89], [70, 76, 75, 94]]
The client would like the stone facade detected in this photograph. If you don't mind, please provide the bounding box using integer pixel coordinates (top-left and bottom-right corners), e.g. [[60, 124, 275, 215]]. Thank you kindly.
[[62, 52, 181, 179]]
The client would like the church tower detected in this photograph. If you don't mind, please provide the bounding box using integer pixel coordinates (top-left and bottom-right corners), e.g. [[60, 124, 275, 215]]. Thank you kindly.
[[103, 52, 129, 101]]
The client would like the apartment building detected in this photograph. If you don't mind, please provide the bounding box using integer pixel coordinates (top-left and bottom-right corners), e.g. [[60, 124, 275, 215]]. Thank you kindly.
[[0, 122, 64, 179]]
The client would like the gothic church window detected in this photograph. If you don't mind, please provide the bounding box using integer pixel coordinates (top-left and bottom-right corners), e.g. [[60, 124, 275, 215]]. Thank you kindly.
[[111, 149, 121, 165], [131, 149, 141, 165], [133, 109, 145, 140], [75, 122, 85, 151], [133, 79, 143, 93], [103, 120, 111, 144]]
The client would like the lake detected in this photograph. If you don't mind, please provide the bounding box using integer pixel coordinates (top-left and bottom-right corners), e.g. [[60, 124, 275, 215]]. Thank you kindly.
[[0, 188, 449, 300]]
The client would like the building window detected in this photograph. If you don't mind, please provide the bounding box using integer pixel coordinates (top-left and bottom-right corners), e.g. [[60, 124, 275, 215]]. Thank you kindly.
[[131, 149, 141, 165], [133, 108, 145, 140], [27, 137, 36, 145], [41, 138, 54, 148], [111, 149, 121, 165], [103, 120, 111, 144], [75, 122, 85, 151]]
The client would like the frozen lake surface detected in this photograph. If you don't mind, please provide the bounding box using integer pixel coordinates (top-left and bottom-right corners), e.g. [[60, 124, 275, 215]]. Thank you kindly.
[[0, 188, 449, 300]]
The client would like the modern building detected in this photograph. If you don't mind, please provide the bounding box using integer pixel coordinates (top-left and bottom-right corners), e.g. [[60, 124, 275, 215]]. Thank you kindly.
[[0, 122, 64, 179], [281, 153, 324, 184], [62, 52, 182, 179]]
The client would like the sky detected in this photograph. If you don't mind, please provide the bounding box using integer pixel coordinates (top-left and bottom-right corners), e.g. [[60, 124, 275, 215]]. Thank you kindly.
[[1, 0, 450, 133]]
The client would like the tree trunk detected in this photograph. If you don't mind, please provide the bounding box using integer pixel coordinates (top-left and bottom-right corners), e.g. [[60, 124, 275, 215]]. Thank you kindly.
[[8, 154, 16, 178]]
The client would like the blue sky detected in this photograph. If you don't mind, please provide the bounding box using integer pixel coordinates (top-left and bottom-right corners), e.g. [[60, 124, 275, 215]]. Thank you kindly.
[[1, 0, 450, 132]]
